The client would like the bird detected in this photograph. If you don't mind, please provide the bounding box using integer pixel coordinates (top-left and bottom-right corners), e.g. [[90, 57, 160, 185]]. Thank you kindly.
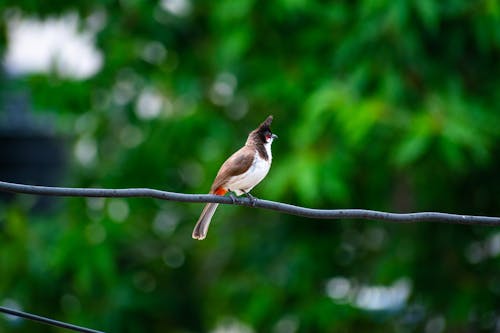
[[192, 115, 278, 240]]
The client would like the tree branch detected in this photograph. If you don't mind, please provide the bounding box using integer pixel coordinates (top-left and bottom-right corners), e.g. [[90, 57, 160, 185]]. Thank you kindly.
[[0, 180, 498, 226]]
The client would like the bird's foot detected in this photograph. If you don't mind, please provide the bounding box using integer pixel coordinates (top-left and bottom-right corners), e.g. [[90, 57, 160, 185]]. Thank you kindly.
[[228, 192, 238, 204], [243, 191, 257, 207]]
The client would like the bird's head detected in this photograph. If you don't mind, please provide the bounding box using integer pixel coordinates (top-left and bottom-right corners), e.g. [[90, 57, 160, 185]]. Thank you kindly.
[[255, 115, 278, 144]]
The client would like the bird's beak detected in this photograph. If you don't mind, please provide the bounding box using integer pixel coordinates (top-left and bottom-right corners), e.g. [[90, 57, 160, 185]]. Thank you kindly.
[[272, 134, 278, 139]]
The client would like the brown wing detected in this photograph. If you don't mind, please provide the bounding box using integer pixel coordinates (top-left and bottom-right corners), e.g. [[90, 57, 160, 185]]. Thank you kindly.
[[210, 146, 254, 193]]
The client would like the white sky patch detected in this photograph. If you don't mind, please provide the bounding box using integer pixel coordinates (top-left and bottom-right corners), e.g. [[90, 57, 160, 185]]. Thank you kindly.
[[354, 278, 411, 311], [160, 0, 192, 17], [326, 277, 412, 312], [326, 277, 351, 301], [75, 135, 97, 166], [210, 72, 238, 106], [210, 317, 255, 333], [465, 232, 500, 264], [4, 12, 103, 79], [135, 88, 171, 120]]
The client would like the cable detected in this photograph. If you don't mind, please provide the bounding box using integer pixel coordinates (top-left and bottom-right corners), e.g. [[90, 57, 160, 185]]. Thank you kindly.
[[0, 180, 498, 226], [0, 306, 105, 333]]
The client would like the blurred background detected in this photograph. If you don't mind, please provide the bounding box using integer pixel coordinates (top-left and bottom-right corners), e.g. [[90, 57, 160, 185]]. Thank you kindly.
[[0, 0, 499, 332]]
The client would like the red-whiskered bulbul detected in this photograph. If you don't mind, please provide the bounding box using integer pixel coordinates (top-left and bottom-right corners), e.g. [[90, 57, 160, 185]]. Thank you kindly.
[[192, 115, 278, 240]]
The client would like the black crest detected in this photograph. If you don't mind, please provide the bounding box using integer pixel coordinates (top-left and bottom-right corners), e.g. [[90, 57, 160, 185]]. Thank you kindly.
[[256, 115, 273, 140]]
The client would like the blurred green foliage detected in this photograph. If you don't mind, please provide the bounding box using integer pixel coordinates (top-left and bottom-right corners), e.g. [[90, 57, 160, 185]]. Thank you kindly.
[[1, 0, 500, 332]]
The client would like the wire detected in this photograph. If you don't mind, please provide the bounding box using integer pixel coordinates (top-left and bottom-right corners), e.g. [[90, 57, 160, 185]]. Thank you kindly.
[[0, 180, 498, 226], [0, 306, 105, 333]]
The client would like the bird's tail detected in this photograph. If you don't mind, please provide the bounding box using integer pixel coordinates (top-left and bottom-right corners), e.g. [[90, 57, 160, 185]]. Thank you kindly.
[[192, 203, 219, 240]]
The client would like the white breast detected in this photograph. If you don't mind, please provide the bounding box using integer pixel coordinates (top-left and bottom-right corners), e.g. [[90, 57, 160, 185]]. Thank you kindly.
[[227, 143, 272, 195]]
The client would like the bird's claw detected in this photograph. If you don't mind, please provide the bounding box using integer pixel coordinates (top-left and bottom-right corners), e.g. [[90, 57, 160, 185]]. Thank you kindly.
[[229, 192, 238, 204], [243, 191, 257, 207]]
